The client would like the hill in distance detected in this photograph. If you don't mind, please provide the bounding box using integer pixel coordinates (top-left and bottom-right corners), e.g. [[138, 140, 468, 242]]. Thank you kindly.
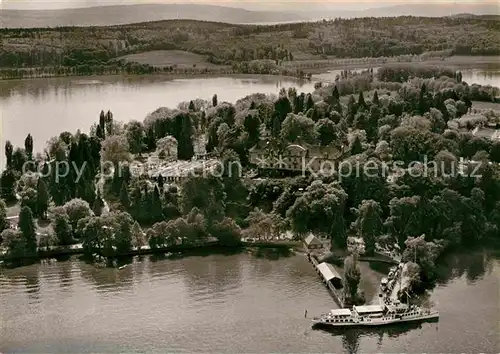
[[361, 3, 499, 17], [1, 2, 497, 28], [0, 3, 307, 28], [298, 2, 499, 19]]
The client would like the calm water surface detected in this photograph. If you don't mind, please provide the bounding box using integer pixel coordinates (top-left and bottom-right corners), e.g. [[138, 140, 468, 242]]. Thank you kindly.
[[1, 252, 498, 353], [0, 76, 316, 152]]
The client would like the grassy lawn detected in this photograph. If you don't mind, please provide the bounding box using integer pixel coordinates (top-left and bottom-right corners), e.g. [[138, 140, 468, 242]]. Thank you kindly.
[[5, 201, 53, 241], [118, 50, 223, 69], [6, 202, 20, 218]]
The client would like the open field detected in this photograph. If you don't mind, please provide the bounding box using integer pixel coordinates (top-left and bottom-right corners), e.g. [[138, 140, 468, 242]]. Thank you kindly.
[[118, 51, 500, 76], [472, 101, 500, 111], [118, 50, 223, 69]]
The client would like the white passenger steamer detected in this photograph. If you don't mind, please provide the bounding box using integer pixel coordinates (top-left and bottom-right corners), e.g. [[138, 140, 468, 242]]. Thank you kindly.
[[312, 299, 439, 328]]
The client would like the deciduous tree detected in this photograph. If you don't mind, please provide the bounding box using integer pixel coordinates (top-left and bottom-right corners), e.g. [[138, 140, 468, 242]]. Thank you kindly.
[[125, 120, 145, 155], [64, 198, 93, 230], [214, 217, 242, 246], [0, 199, 8, 234], [351, 200, 384, 255], [280, 113, 316, 144], [53, 212, 73, 246], [315, 118, 338, 146], [287, 181, 348, 246], [1, 229, 26, 259], [100, 135, 131, 166]]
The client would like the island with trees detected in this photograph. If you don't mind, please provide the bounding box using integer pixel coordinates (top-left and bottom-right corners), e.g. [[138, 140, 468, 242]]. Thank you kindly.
[[1, 62, 500, 304]]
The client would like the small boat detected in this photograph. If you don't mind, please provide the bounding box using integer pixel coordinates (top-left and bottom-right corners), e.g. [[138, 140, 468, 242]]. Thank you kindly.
[[118, 265, 128, 270], [312, 300, 439, 328]]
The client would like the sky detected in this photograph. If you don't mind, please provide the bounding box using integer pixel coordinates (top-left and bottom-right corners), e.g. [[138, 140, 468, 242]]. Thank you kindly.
[[1, 0, 497, 10]]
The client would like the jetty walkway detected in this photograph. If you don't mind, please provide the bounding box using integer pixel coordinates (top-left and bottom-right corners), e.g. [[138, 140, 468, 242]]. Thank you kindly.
[[390, 262, 410, 300], [307, 253, 345, 308], [306, 248, 402, 309]]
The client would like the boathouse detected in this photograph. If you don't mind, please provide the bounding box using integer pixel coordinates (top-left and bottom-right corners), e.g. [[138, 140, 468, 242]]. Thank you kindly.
[[316, 262, 343, 288], [304, 234, 323, 250]]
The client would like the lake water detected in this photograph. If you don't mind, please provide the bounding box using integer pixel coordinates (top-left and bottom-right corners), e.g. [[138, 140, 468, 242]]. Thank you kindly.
[[0, 76, 316, 154], [0, 251, 498, 353]]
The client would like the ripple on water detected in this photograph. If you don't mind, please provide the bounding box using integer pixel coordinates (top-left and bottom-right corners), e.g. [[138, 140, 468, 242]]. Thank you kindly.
[[1, 252, 499, 353], [73, 79, 104, 85]]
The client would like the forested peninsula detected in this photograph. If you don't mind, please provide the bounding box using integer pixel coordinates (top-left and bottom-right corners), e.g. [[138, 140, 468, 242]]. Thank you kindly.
[[1, 62, 500, 300], [1, 16, 499, 80]]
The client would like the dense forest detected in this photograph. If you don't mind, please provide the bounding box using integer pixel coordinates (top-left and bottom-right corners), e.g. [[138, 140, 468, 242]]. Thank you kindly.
[[1, 64, 500, 299], [0, 16, 499, 75]]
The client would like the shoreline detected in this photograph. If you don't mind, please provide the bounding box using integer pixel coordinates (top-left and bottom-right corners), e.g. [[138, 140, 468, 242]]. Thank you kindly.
[[1, 55, 498, 83], [303, 55, 500, 75], [0, 240, 302, 266], [0, 71, 313, 84]]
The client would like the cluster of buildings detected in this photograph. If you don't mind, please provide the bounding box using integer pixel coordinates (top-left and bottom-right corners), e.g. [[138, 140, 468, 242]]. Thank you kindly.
[[128, 134, 350, 184], [249, 140, 347, 174], [128, 135, 214, 184], [151, 159, 221, 182]]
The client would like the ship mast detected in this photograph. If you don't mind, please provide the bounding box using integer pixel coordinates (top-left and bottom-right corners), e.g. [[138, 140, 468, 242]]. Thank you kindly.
[[399, 266, 402, 295]]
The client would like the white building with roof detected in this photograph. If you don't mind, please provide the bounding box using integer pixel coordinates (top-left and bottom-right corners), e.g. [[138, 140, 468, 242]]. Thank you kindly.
[[304, 234, 323, 250], [316, 262, 343, 288]]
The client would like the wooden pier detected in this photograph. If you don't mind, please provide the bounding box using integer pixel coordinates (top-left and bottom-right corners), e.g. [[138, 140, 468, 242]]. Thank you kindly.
[[307, 252, 345, 308]]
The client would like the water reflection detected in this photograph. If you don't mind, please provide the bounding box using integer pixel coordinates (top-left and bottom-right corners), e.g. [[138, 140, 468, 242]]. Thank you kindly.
[[24, 269, 40, 302], [78, 260, 135, 294], [131, 255, 148, 283], [314, 320, 439, 352], [179, 253, 243, 302], [0, 253, 499, 353], [435, 250, 494, 285], [0, 264, 41, 302], [57, 259, 73, 289]]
